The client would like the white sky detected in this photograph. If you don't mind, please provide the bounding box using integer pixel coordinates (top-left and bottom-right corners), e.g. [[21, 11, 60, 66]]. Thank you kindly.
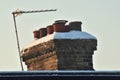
[[0, 0, 120, 71]]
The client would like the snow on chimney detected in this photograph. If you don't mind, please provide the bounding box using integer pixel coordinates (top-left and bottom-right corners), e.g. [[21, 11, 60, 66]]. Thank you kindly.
[[21, 20, 97, 70]]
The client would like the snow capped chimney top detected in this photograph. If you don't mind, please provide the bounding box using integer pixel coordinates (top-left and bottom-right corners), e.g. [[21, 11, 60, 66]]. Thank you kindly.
[[23, 30, 96, 50], [24, 20, 97, 50]]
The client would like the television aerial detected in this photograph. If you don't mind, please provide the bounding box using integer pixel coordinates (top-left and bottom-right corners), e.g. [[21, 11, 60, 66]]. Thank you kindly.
[[12, 9, 57, 71]]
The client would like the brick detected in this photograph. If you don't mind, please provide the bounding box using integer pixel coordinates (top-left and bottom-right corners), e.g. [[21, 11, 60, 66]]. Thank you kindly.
[[21, 39, 97, 70]]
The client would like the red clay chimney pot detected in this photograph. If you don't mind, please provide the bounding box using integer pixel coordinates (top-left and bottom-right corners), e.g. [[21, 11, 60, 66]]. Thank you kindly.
[[39, 28, 47, 38], [33, 30, 40, 39], [46, 25, 54, 34]]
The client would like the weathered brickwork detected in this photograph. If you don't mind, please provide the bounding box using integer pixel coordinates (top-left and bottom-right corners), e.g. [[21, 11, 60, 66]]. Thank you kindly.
[[21, 39, 97, 70]]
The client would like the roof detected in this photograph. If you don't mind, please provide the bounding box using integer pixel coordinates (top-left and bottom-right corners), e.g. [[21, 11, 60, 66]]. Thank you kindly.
[[0, 71, 120, 80]]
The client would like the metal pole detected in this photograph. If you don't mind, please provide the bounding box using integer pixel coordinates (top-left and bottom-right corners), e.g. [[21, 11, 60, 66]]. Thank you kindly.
[[12, 9, 57, 14], [12, 13, 24, 71]]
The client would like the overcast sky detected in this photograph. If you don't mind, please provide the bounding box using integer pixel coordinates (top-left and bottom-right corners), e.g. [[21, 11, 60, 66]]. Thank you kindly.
[[0, 0, 120, 71]]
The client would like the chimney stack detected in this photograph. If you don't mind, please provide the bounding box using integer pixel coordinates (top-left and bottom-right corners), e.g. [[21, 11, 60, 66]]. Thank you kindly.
[[22, 20, 97, 70]]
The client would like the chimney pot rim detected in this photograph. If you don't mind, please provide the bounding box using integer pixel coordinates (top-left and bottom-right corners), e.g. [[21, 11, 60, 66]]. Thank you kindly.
[[69, 21, 82, 24], [55, 20, 68, 23], [39, 28, 47, 31]]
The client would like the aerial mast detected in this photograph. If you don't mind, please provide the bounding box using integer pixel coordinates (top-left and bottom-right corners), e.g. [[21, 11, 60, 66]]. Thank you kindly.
[[12, 9, 57, 71]]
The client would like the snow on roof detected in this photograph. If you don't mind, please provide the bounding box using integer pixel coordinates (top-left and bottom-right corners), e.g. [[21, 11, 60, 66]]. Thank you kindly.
[[22, 30, 96, 50]]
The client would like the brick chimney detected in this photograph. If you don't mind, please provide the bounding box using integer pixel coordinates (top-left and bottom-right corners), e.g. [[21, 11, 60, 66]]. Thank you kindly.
[[21, 20, 97, 70]]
